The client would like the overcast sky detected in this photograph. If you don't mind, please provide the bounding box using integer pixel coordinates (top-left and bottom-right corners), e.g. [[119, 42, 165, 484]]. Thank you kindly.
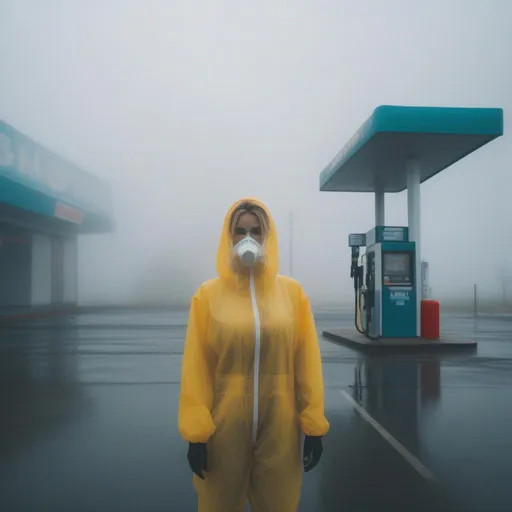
[[0, 0, 510, 306]]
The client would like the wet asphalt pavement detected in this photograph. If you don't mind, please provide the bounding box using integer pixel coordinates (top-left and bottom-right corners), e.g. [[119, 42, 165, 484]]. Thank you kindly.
[[1, 308, 512, 511]]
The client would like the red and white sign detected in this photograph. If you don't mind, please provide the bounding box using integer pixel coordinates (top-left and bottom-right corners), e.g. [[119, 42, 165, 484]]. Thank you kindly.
[[54, 202, 84, 224]]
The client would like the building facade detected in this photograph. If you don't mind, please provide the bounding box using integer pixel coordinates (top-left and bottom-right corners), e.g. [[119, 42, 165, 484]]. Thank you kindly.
[[0, 121, 113, 308]]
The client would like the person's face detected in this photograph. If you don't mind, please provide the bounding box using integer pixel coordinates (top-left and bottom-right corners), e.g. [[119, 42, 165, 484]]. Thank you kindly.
[[232, 212, 263, 246]]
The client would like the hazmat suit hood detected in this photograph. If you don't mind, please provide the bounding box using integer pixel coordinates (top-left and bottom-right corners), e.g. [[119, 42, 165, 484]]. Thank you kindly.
[[216, 197, 279, 288]]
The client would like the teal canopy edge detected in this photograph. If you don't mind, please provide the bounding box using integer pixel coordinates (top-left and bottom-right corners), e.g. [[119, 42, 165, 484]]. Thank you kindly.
[[319, 105, 504, 191], [0, 173, 112, 233]]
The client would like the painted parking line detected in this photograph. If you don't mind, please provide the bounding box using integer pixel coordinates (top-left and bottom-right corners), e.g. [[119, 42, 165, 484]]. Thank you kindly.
[[340, 390, 436, 482]]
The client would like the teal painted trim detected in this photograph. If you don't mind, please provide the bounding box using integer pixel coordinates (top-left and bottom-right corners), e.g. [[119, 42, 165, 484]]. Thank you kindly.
[[372, 105, 503, 136], [0, 120, 113, 222], [0, 174, 55, 217], [0, 168, 113, 228], [0, 165, 99, 217], [319, 105, 503, 191], [0, 174, 113, 233], [380, 241, 415, 252]]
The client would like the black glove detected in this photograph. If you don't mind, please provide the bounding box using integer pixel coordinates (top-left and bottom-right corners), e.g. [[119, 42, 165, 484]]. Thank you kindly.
[[303, 435, 323, 473], [187, 442, 208, 479]]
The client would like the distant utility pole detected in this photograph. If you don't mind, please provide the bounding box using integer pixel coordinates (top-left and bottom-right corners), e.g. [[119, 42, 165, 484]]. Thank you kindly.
[[289, 211, 294, 277], [473, 283, 478, 317]]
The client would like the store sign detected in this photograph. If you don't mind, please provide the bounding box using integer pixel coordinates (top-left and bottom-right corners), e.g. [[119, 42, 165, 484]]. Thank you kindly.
[[54, 202, 84, 224], [382, 227, 406, 241]]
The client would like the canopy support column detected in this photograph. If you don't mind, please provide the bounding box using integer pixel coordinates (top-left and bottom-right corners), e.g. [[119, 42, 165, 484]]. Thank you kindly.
[[407, 159, 421, 337]]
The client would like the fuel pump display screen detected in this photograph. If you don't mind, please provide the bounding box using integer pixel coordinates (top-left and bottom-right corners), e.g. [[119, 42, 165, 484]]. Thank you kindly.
[[383, 252, 412, 285]]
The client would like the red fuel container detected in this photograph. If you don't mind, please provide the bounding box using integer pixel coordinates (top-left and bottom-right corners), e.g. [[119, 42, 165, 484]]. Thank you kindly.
[[421, 300, 440, 339]]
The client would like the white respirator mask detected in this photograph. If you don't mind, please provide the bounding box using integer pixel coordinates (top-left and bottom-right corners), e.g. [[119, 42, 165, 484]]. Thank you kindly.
[[233, 235, 264, 267]]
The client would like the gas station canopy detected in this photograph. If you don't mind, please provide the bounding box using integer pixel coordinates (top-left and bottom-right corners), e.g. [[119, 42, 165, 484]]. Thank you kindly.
[[319, 105, 504, 193]]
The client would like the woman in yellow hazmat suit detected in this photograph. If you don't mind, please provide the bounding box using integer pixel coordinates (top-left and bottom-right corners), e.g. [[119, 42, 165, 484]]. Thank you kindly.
[[178, 198, 330, 512]]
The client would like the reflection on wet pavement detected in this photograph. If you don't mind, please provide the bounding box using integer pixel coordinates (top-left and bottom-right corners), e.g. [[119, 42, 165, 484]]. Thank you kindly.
[[1, 309, 512, 511]]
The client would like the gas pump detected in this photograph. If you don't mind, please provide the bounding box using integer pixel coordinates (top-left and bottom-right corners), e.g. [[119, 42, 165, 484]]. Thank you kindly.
[[349, 227, 417, 339]]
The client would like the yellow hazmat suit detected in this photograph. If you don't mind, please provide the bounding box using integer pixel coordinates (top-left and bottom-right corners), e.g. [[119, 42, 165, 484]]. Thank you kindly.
[[178, 198, 330, 512]]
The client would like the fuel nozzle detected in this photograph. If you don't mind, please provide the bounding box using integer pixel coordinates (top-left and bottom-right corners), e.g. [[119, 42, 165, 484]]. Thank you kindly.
[[350, 247, 360, 278]]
